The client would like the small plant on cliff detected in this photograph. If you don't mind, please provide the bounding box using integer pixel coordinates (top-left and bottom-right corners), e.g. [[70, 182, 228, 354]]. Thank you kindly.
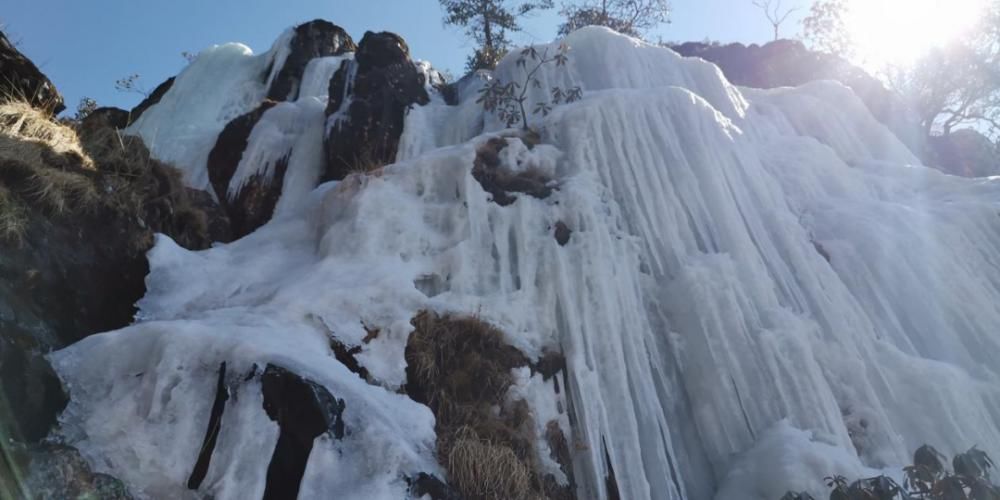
[[779, 444, 999, 500], [476, 43, 583, 129], [72, 97, 97, 122], [114, 74, 149, 97]]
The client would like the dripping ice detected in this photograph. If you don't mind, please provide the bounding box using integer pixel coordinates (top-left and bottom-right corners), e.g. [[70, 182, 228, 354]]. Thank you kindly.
[[48, 26, 1000, 500]]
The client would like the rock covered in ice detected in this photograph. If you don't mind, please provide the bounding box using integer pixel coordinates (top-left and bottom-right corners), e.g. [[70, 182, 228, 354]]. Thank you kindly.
[[53, 24, 1000, 500], [323, 31, 431, 181]]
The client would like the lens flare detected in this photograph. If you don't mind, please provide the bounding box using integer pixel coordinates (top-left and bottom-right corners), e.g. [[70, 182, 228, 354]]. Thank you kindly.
[[845, 0, 988, 67]]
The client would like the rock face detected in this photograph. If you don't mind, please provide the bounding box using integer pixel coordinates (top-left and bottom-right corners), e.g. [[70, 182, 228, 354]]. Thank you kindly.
[[267, 20, 356, 101], [202, 24, 434, 237], [323, 31, 430, 181], [670, 39, 924, 154], [203, 20, 366, 238], [0, 31, 64, 114], [927, 129, 1000, 177], [0, 100, 221, 491], [1, 443, 133, 499], [129, 76, 175, 124], [207, 100, 280, 238], [261, 364, 347, 500]]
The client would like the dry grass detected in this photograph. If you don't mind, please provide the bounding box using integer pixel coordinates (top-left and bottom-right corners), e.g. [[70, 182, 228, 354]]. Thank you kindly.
[[0, 99, 211, 250], [0, 101, 92, 168], [0, 104, 102, 241], [446, 426, 540, 500], [0, 185, 27, 241], [406, 311, 551, 500]]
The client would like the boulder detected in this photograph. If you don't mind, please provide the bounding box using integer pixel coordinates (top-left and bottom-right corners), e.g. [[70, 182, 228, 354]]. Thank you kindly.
[[0, 31, 64, 114], [267, 20, 356, 101], [323, 31, 430, 181]]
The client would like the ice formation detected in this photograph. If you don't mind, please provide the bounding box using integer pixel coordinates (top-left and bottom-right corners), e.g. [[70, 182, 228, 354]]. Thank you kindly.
[[50, 26, 1000, 499]]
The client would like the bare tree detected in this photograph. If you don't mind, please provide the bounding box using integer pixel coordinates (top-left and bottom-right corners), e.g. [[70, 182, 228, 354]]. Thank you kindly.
[[558, 0, 671, 38], [752, 0, 799, 41], [801, 0, 853, 56], [114, 73, 149, 97], [886, 1, 1000, 140], [439, 0, 554, 71]]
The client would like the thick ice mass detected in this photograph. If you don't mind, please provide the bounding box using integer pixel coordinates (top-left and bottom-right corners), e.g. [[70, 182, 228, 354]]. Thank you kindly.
[[53, 26, 1000, 499]]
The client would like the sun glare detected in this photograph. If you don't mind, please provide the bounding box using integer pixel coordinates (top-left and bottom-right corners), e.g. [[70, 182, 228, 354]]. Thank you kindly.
[[845, 0, 988, 67]]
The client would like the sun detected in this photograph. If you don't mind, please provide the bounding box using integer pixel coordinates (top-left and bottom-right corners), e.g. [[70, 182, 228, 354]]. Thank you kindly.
[[844, 0, 988, 67]]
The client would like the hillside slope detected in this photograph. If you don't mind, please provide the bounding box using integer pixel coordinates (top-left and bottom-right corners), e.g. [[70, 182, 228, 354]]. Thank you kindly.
[[45, 25, 1000, 500]]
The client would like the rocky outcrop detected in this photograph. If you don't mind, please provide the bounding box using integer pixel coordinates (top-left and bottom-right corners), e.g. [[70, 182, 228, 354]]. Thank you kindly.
[[267, 20, 356, 101], [927, 129, 1000, 177], [670, 39, 924, 154], [81, 106, 131, 130], [130, 76, 175, 124], [0, 31, 64, 114], [0, 102, 222, 493], [201, 21, 361, 238], [1, 443, 133, 499], [323, 31, 430, 181], [206, 100, 281, 238]]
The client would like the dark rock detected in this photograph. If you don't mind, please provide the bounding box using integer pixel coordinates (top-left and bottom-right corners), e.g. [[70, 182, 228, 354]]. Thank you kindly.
[[129, 77, 175, 124], [267, 20, 356, 101], [187, 362, 229, 490], [408, 473, 462, 500], [554, 221, 572, 246], [0, 31, 64, 114], [926, 129, 999, 177], [532, 350, 567, 381], [206, 100, 283, 238], [261, 364, 346, 500], [323, 31, 430, 181], [472, 137, 553, 206], [185, 187, 233, 243], [0, 443, 133, 500], [80, 107, 130, 131], [329, 337, 371, 381], [544, 421, 576, 500], [0, 333, 67, 442]]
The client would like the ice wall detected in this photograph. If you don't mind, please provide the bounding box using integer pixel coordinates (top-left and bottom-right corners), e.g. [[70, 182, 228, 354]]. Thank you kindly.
[[52, 26, 1000, 500]]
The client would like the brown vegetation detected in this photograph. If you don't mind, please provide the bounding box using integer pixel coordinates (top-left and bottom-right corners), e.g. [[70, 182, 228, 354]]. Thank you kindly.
[[0, 99, 214, 250], [405, 310, 573, 500]]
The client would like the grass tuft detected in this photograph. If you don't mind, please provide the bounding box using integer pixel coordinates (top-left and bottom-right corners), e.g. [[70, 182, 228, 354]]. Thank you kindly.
[[406, 310, 553, 500]]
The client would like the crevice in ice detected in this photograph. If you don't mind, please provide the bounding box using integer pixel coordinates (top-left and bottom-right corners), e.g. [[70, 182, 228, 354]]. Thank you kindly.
[[261, 364, 347, 500], [602, 438, 622, 500], [812, 239, 831, 263], [509, 226, 522, 291], [659, 422, 685, 498], [414, 273, 448, 298], [186, 362, 229, 490], [731, 375, 758, 442]]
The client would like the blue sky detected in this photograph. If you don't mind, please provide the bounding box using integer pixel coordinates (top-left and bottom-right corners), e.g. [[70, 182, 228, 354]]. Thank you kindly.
[[3, 0, 810, 114]]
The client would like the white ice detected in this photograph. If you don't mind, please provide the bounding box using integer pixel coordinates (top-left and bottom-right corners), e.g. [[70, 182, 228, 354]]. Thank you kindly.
[[53, 26, 1000, 500]]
